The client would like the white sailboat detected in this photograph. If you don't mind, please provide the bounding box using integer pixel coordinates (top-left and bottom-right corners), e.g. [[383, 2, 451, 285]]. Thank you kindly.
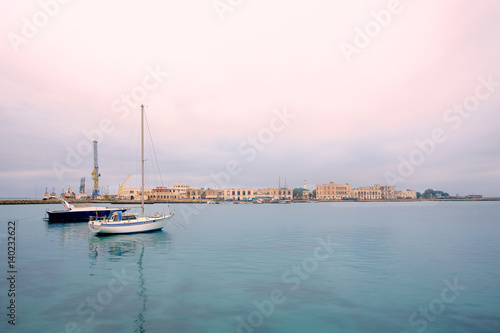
[[88, 105, 174, 235]]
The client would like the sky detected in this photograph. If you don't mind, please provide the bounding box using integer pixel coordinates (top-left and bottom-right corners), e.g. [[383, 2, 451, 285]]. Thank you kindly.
[[1, 0, 499, 198]]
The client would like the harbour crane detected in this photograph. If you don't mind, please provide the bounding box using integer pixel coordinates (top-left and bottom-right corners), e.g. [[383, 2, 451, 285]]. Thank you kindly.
[[118, 173, 132, 198], [79, 177, 85, 195], [91, 140, 100, 199]]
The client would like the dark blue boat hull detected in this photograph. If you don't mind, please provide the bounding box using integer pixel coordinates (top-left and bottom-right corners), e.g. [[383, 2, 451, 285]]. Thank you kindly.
[[46, 209, 127, 222]]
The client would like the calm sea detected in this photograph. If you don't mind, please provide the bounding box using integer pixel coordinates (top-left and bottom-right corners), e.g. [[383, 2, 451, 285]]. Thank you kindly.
[[1, 201, 499, 333]]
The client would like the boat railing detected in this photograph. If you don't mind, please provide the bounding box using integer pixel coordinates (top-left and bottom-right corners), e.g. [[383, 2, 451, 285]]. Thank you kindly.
[[89, 215, 107, 222]]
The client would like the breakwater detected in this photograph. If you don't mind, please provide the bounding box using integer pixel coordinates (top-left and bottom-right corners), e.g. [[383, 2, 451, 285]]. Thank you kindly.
[[1, 198, 499, 205]]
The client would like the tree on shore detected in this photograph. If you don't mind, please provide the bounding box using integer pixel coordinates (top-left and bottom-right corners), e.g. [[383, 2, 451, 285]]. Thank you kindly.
[[421, 189, 449, 199], [293, 188, 305, 198], [293, 188, 316, 199]]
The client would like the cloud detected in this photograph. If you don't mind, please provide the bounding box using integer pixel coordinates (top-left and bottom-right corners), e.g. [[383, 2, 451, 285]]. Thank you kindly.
[[1, 0, 499, 197]]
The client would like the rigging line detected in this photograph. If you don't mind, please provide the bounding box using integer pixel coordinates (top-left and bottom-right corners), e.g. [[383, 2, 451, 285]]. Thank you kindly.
[[134, 117, 141, 190], [144, 124, 155, 190], [144, 110, 160, 188], [141, 119, 151, 191], [144, 109, 164, 187], [111, 115, 139, 191]]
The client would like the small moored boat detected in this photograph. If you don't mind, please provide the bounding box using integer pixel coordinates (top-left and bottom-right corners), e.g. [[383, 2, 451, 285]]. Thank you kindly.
[[88, 105, 174, 235], [45, 199, 127, 222], [89, 210, 172, 234]]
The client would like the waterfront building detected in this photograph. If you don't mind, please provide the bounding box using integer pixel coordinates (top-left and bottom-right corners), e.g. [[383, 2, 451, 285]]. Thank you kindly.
[[380, 185, 396, 200], [396, 189, 417, 199], [255, 187, 293, 200], [405, 189, 417, 199], [121, 188, 137, 200], [118, 187, 150, 200], [223, 188, 255, 201], [148, 183, 195, 201], [278, 187, 293, 200], [150, 186, 175, 201], [316, 182, 352, 200], [172, 183, 194, 199], [205, 188, 223, 200], [316, 183, 412, 201], [352, 184, 382, 200], [147, 181, 415, 202], [186, 188, 204, 200]]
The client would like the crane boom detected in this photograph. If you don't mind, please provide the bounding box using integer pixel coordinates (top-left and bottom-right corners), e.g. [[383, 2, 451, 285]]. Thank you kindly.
[[120, 173, 132, 191]]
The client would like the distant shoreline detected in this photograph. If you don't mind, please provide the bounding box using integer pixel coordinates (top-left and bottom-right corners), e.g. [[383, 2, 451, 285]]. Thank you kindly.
[[1, 198, 499, 205]]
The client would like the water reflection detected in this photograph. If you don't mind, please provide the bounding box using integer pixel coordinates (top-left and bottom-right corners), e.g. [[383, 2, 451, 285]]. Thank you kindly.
[[44, 221, 90, 246], [136, 245, 147, 333], [87, 231, 170, 260], [88, 231, 171, 332]]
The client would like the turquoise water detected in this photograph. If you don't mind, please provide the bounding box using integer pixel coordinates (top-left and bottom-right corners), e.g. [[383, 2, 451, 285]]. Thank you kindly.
[[1, 201, 500, 332]]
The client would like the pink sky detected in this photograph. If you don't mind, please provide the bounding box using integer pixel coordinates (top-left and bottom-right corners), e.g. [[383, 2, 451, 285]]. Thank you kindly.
[[1, 0, 500, 197]]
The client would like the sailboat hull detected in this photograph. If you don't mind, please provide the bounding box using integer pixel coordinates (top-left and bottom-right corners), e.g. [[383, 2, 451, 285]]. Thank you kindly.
[[89, 215, 173, 235]]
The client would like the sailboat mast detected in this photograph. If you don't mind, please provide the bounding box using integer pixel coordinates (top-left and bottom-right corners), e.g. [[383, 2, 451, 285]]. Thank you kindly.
[[141, 104, 145, 217]]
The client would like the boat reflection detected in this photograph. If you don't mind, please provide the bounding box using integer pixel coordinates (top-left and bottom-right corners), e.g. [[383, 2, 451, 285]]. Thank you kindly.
[[88, 231, 171, 332], [136, 244, 147, 333], [88, 231, 170, 261]]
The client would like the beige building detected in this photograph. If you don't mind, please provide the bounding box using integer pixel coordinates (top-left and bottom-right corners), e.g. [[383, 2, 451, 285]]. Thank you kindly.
[[118, 188, 152, 200], [172, 183, 194, 199], [205, 188, 223, 200], [396, 189, 417, 199], [255, 187, 293, 200], [317, 183, 409, 201], [150, 186, 224, 201], [150, 183, 196, 201], [148, 181, 415, 202], [316, 182, 352, 200], [150, 186, 179, 201], [223, 188, 255, 201], [404, 189, 417, 199], [352, 184, 382, 200], [185, 188, 204, 200], [380, 186, 396, 200]]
